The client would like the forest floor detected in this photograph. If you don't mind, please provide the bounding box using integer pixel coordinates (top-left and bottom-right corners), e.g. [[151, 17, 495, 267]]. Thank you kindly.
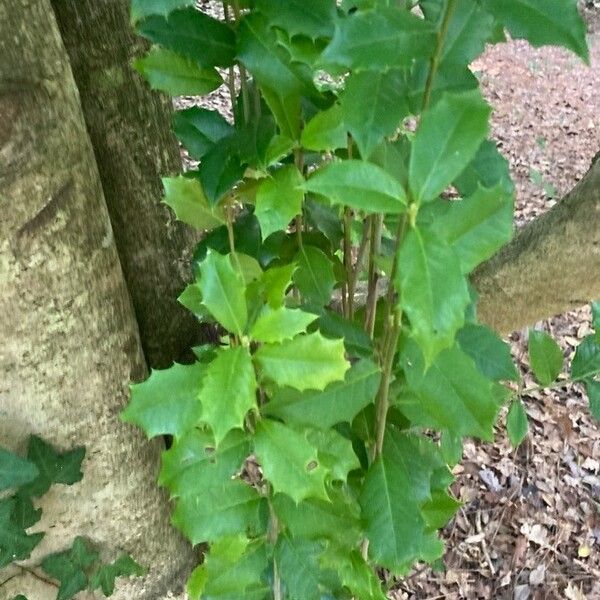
[[175, 8, 600, 599]]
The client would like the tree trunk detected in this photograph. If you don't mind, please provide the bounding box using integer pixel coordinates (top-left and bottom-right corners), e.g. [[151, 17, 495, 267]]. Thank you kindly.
[[50, 0, 200, 368], [0, 1, 194, 598], [474, 155, 600, 334]]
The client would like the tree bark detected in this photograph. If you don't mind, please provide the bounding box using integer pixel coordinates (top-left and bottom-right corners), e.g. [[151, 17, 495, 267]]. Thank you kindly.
[[0, 1, 194, 598], [50, 0, 200, 368], [473, 155, 600, 334]]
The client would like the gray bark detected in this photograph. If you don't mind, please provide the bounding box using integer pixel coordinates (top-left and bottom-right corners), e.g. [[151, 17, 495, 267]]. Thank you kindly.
[[0, 1, 194, 598], [50, 0, 200, 368]]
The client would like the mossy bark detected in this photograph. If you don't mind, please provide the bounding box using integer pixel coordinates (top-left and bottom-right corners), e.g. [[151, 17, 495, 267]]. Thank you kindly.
[[50, 0, 200, 368], [0, 1, 194, 598]]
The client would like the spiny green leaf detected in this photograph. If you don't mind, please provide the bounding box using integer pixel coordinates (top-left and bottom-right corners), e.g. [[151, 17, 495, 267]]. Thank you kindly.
[[302, 160, 407, 214], [409, 90, 490, 203], [130, 0, 193, 23], [571, 334, 600, 380], [301, 104, 348, 152], [255, 0, 336, 38], [584, 380, 600, 422], [89, 555, 146, 596], [255, 332, 349, 392], [197, 139, 246, 205], [265, 359, 381, 428], [262, 263, 296, 308], [506, 400, 529, 448], [122, 362, 205, 439], [440, 430, 463, 467], [134, 47, 222, 95], [253, 419, 329, 503], [255, 165, 304, 240], [421, 489, 461, 531], [396, 228, 470, 363], [172, 107, 233, 161], [0, 448, 38, 492], [316, 309, 374, 359], [486, 0, 589, 62], [0, 499, 44, 568], [198, 346, 257, 445], [592, 301, 600, 342], [162, 176, 225, 231], [198, 250, 247, 336], [321, 549, 386, 600], [250, 306, 318, 344], [306, 428, 360, 482], [293, 246, 337, 307], [528, 329, 563, 386]]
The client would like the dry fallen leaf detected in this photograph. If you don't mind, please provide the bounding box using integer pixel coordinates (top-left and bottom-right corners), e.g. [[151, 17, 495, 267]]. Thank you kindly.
[[564, 582, 587, 600]]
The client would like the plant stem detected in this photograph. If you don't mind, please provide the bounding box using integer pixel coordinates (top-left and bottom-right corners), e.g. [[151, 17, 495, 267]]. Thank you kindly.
[[421, 0, 458, 112], [348, 219, 370, 319], [295, 148, 305, 250], [268, 499, 282, 600], [364, 215, 382, 337], [343, 208, 353, 318]]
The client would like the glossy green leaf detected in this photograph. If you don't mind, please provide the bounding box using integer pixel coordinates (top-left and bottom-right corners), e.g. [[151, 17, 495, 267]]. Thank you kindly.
[[89, 555, 146, 596], [320, 7, 436, 71], [342, 69, 409, 159], [250, 306, 318, 343], [421, 489, 461, 531], [162, 176, 225, 231], [571, 334, 600, 380], [198, 250, 247, 336], [306, 428, 360, 482], [457, 324, 518, 381], [293, 246, 337, 307], [592, 301, 600, 342], [262, 263, 296, 308], [255, 165, 304, 240], [134, 47, 222, 95], [172, 107, 233, 160], [253, 419, 329, 503], [11, 493, 41, 530], [302, 160, 407, 214], [506, 400, 528, 448], [439, 430, 463, 466], [486, 0, 589, 61], [584, 380, 600, 422], [275, 535, 326, 600], [255, 0, 336, 38], [409, 90, 490, 203], [360, 431, 444, 573], [0, 448, 38, 492], [255, 332, 349, 392], [197, 139, 246, 205], [301, 104, 348, 152], [198, 346, 257, 445], [528, 329, 563, 386], [265, 359, 381, 428], [321, 549, 386, 600], [396, 228, 470, 363], [0, 499, 44, 568], [316, 309, 374, 359], [122, 362, 205, 439], [131, 0, 193, 23]]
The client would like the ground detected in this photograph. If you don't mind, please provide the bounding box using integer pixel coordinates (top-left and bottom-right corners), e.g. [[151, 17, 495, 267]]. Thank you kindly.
[[175, 7, 600, 599]]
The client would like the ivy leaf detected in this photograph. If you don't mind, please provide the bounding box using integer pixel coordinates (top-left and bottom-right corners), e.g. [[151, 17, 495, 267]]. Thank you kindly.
[[293, 246, 337, 307], [396, 228, 470, 363], [255, 332, 349, 392], [122, 362, 205, 439], [401, 341, 504, 441], [198, 346, 257, 445], [302, 160, 407, 214], [360, 431, 444, 573], [301, 104, 348, 152], [342, 69, 410, 160], [264, 359, 381, 428], [0, 499, 44, 568], [41, 537, 99, 600], [162, 176, 225, 231], [250, 306, 319, 344], [173, 480, 266, 544], [0, 447, 38, 492], [89, 555, 146, 596], [572, 335, 600, 380], [528, 330, 563, 386], [584, 380, 600, 422], [506, 400, 529, 448], [130, 0, 193, 23], [457, 324, 519, 381], [19, 437, 85, 498], [137, 9, 235, 68], [172, 107, 233, 161], [255, 165, 304, 240], [409, 90, 490, 203], [254, 0, 336, 39], [198, 250, 247, 336], [320, 7, 436, 71], [306, 428, 360, 483], [253, 419, 329, 503], [134, 47, 222, 95], [11, 493, 42, 530], [486, 0, 589, 62]]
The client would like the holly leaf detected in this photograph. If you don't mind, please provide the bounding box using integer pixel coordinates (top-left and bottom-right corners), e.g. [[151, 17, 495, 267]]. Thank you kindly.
[[306, 428, 360, 483], [321, 549, 386, 600], [255, 0, 336, 39], [0, 498, 44, 568], [134, 47, 222, 95], [250, 306, 319, 344], [172, 107, 233, 161], [409, 90, 490, 203], [302, 160, 407, 214], [264, 359, 381, 429], [584, 380, 600, 422], [571, 334, 600, 380], [254, 332, 349, 392], [255, 165, 304, 240], [130, 0, 193, 23], [506, 400, 528, 448], [198, 250, 247, 336], [89, 555, 146, 596], [396, 228, 470, 364], [198, 346, 257, 445], [162, 176, 225, 231], [253, 419, 329, 503], [197, 139, 246, 205], [0, 447, 38, 492], [592, 301, 600, 342], [293, 246, 337, 307], [262, 263, 296, 308], [301, 104, 348, 152], [528, 330, 563, 386]]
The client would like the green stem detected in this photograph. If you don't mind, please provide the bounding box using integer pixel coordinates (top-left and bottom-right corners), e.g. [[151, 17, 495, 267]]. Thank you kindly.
[[295, 148, 305, 251], [343, 208, 353, 318], [364, 215, 382, 338], [268, 499, 282, 600]]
